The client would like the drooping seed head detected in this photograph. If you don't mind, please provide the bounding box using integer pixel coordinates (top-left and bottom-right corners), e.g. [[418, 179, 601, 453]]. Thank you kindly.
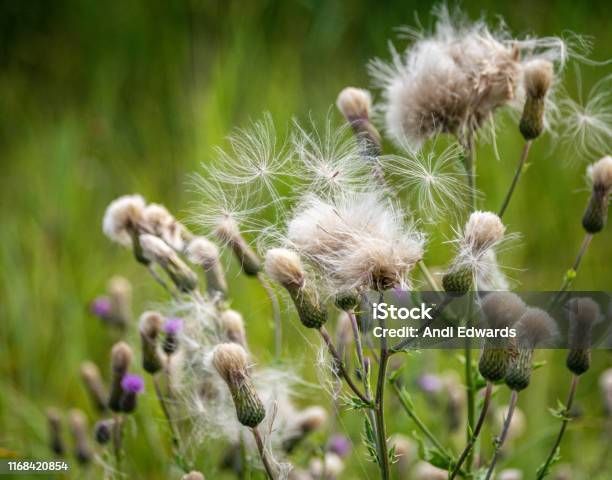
[[336, 87, 372, 121], [588, 155, 612, 191], [139, 234, 199, 291], [143, 203, 188, 251], [523, 59, 554, 99], [464, 211, 505, 253], [599, 368, 612, 415], [186, 236, 221, 270], [220, 309, 248, 348], [102, 194, 146, 246], [68, 409, 93, 464], [481, 292, 527, 330], [264, 248, 305, 291], [566, 297, 600, 375], [515, 307, 558, 349]]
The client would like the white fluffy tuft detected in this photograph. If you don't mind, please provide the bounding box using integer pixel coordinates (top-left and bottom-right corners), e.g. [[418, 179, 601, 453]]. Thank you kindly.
[[102, 194, 146, 246]]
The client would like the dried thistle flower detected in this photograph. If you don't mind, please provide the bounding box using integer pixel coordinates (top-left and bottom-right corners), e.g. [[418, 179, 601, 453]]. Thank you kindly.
[[102, 194, 146, 247], [182, 472, 206, 480], [139, 311, 164, 373], [186, 236, 228, 298], [505, 307, 558, 391], [282, 405, 327, 452], [212, 343, 265, 428], [336, 87, 381, 154], [215, 217, 261, 276], [479, 292, 527, 381], [520, 59, 554, 140], [220, 309, 248, 348], [46, 408, 65, 456], [143, 203, 190, 251], [287, 191, 424, 292], [68, 409, 93, 465], [444, 211, 507, 295], [162, 316, 183, 355], [265, 248, 327, 328], [582, 155, 612, 233], [119, 374, 145, 413], [80, 361, 108, 412], [565, 297, 600, 375], [139, 234, 199, 292], [107, 275, 132, 328], [93, 419, 115, 445], [109, 341, 133, 412]]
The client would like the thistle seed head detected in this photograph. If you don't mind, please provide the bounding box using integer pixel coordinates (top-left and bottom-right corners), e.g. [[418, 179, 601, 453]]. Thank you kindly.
[[140, 234, 199, 292], [336, 87, 372, 121], [143, 203, 188, 251], [80, 361, 108, 412], [182, 472, 206, 480], [588, 155, 612, 191], [566, 297, 600, 375], [46, 408, 65, 456], [107, 276, 132, 328], [523, 59, 554, 99], [109, 341, 133, 412], [264, 248, 305, 291], [212, 343, 265, 428], [139, 311, 164, 374], [220, 309, 248, 348], [215, 218, 261, 276], [481, 292, 527, 330], [464, 211, 505, 252], [515, 307, 558, 350], [186, 236, 221, 269], [290, 285, 328, 329], [102, 194, 146, 246], [442, 265, 473, 296], [68, 409, 93, 464]]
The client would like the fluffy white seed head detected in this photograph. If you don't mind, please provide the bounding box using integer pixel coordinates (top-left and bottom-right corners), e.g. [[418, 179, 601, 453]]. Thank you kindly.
[[139, 234, 176, 264], [515, 307, 558, 349], [143, 203, 187, 251], [219, 310, 247, 348], [287, 191, 425, 292], [186, 237, 221, 270], [212, 343, 249, 385], [102, 194, 146, 246], [481, 292, 527, 329], [110, 341, 133, 373], [588, 155, 612, 191], [336, 87, 372, 120], [264, 248, 305, 290], [566, 297, 601, 328], [523, 59, 554, 99], [464, 211, 505, 252]]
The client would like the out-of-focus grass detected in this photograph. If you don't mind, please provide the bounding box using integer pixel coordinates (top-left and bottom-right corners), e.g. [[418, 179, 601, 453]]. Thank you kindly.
[[0, 1, 610, 478]]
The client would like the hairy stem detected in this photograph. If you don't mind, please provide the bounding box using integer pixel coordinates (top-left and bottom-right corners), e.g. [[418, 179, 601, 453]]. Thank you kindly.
[[252, 427, 276, 480], [485, 390, 519, 480], [450, 381, 493, 479], [319, 326, 372, 405], [536, 374, 580, 479], [257, 273, 282, 360], [498, 141, 532, 218], [374, 291, 390, 480], [464, 297, 476, 472]]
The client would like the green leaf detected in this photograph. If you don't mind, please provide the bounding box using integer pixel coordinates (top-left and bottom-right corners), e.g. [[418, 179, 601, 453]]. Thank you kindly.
[[548, 399, 571, 420], [565, 269, 577, 281], [536, 447, 561, 478], [344, 395, 372, 410], [362, 417, 380, 465]]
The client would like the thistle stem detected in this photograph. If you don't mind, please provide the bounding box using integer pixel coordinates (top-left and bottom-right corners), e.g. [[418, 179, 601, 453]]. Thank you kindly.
[[450, 381, 493, 479], [536, 374, 580, 479], [498, 141, 532, 218], [251, 427, 276, 480], [464, 297, 476, 472], [551, 233, 593, 308], [485, 389, 519, 480], [112, 413, 123, 474], [374, 291, 390, 480], [348, 310, 370, 399], [257, 273, 282, 360], [319, 326, 371, 405], [390, 378, 454, 464]]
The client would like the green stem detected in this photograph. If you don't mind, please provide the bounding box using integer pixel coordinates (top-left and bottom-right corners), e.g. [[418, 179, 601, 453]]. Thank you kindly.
[[252, 427, 276, 480], [498, 141, 532, 218], [450, 382, 493, 479], [551, 233, 593, 308], [485, 390, 519, 480], [536, 374, 579, 479], [375, 293, 390, 480], [464, 296, 476, 472]]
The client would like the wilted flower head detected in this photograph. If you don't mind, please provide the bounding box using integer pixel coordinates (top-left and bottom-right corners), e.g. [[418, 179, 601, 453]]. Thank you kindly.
[[583, 155, 612, 233], [523, 59, 554, 99], [336, 87, 372, 122], [566, 297, 600, 375], [287, 191, 425, 292], [102, 194, 146, 246], [143, 203, 189, 251], [109, 341, 133, 412], [186, 236, 228, 298], [481, 292, 527, 329], [139, 234, 199, 291], [264, 248, 305, 290], [220, 309, 248, 348], [588, 155, 612, 191], [515, 307, 558, 349], [68, 409, 93, 465]]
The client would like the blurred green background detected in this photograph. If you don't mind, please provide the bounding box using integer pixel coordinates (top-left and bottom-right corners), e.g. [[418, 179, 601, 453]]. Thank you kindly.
[[0, 0, 610, 478]]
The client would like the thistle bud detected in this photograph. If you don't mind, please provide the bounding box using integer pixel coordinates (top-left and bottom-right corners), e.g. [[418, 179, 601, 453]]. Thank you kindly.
[[119, 374, 145, 413], [139, 311, 164, 374], [80, 361, 108, 412], [505, 308, 557, 391], [264, 248, 327, 328], [186, 237, 228, 298], [334, 290, 360, 311], [215, 218, 261, 276], [46, 408, 65, 456], [68, 409, 93, 465], [282, 406, 327, 453], [519, 60, 553, 140], [479, 293, 527, 381], [220, 310, 247, 348], [139, 234, 198, 292], [107, 275, 132, 328], [336, 87, 381, 155], [212, 343, 265, 428], [582, 156, 612, 234], [109, 341, 133, 412], [442, 266, 472, 297], [93, 419, 115, 445], [566, 297, 600, 375], [162, 317, 183, 355], [182, 472, 206, 480]]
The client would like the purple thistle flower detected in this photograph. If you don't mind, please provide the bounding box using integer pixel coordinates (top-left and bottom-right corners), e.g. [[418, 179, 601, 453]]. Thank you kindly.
[[121, 374, 145, 394], [327, 434, 352, 458], [163, 317, 183, 335], [91, 296, 112, 318], [417, 373, 443, 394]]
